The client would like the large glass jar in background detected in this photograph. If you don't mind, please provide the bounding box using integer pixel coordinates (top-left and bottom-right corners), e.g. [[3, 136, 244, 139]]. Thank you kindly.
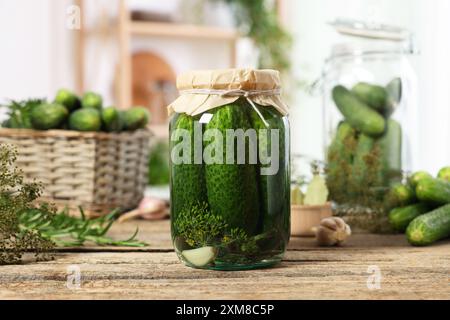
[[168, 69, 290, 270], [321, 20, 419, 232]]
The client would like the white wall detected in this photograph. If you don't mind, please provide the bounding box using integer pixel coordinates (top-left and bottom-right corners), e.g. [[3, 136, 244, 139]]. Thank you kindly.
[[0, 0, 74, 104], [0, 0, 52, 100], [413, 0, 450, 175], [285, 0, 450, 175]]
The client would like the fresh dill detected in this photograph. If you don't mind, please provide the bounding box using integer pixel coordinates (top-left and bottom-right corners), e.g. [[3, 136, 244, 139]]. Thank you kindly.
[[0, 144, 148, 265]]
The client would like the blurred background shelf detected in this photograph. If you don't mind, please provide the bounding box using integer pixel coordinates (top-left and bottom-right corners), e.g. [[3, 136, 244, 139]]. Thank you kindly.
[[129, 21, 238, 40], [75, 0, 240, 114]]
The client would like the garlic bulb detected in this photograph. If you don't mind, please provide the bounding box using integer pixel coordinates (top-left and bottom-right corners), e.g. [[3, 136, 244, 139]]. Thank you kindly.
[[315, 217, 351, 246]]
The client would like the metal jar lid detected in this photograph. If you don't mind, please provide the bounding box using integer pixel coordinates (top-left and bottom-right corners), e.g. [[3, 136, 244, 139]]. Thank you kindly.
[[327, 18, 417, 59]]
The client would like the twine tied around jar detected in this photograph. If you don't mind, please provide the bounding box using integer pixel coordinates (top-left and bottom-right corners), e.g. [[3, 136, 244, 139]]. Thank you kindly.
[[178, 88, 282, 127], [167, 69, 289, 118]]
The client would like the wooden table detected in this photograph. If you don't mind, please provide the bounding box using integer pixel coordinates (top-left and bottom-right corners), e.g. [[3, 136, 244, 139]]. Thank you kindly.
[[0, 220, 449, 299]]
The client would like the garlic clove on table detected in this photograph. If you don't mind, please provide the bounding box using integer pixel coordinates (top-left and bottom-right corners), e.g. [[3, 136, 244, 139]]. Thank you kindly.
[[315, 217, 351, 246]]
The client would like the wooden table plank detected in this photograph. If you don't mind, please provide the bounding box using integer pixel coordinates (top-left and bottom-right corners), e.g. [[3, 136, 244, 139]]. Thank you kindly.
[[58, 219, 412, 251], [1, 220, 449, 299], [56, 220, 173, 252], [1, 249, 448, 299]]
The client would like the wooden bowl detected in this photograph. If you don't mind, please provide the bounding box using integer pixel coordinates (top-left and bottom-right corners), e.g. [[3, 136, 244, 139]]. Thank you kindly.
[[291, 202, 333, 237]]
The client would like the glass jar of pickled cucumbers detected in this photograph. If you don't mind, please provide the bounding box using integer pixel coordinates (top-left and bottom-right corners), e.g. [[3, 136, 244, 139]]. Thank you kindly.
[[321, 19, 419, 232], [168, 69, 290, 270]]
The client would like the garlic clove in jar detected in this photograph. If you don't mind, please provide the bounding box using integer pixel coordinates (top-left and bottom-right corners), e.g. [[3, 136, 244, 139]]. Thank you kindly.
[[315, 217, 351, 246]]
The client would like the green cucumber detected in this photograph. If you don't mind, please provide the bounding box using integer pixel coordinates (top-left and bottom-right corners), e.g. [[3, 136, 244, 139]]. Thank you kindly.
[[389, 203, 430, 232], [68, 108, 101, 132], [406, 204, 450, 246], [437, 166, 450, 182], [327, 122, 355, 159], [30, 103, 69, 130], [385, 77, 402, 117], [327, 122, 355, 166], [351, 82, 389, 114], [351, 134, 377, 186], [379, 119, 402, 184], [123, 107, 150, 130], [416, 178, 450, 205], [101, 106, 123, 132], [388, 183, 416, 207], [54, 89, 80, 112], [247, 105, 288, 233], [409, 171, 433, 189], [170, 113, 207, 221], [332, 85, 386, 137], [204, 103, 260, 234], [326, 122, 356, 202], [81, 92, 102, 110]]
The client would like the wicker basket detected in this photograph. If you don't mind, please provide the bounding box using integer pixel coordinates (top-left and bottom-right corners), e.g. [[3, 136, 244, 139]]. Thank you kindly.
[[0, 128, 152, 217]]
